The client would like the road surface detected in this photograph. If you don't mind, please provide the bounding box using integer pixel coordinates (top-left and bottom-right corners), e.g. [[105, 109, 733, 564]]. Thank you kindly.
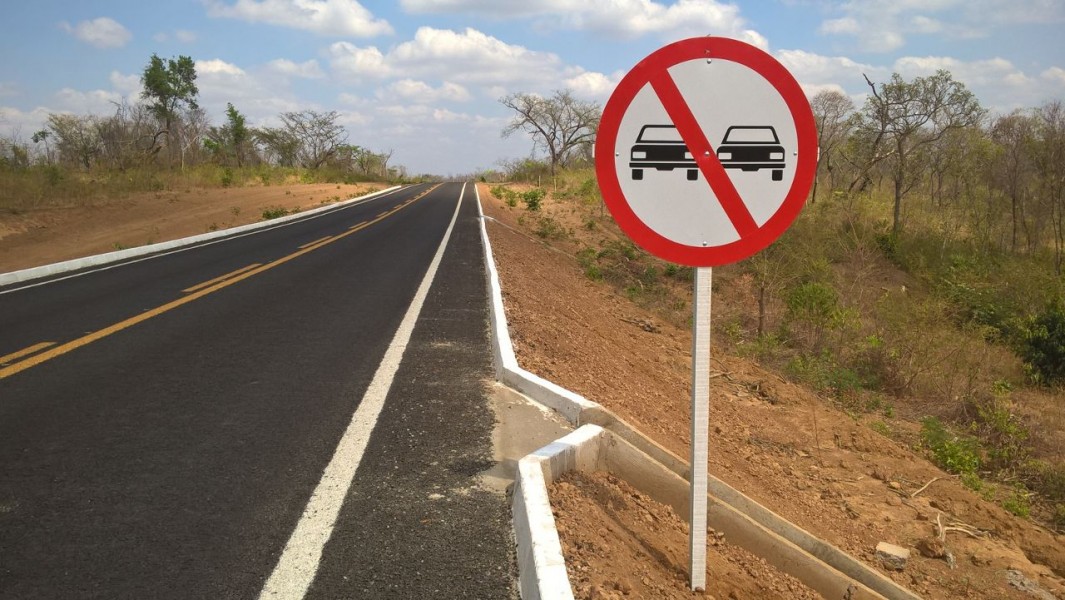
[[0, 182, 518, 598]]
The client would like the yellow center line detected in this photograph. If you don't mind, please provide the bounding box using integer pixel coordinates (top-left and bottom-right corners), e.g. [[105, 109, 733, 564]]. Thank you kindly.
[[182, 263, 263, 293], [0, 342, 56, 365], [298, 236, 333, 250], [0, 184, 441, 381], [348, 220, 369, 230], [376, 211, 389, 218]]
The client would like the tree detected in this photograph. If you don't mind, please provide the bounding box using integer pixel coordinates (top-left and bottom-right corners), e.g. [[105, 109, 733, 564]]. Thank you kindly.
[[989, 112, 1037, 252], [255, 126, 299, 167], [47, 113, 100, 169], [809, 90, 854, 203], [264, 110, 347, 169], [205, 103, 250, 167], [226, 103, 248, 167], [861, 70, 983, 236], [31, 130, 52, 164], [140, 54, 199, 157], [500, 90, 600, 176], [1032, 101, 1065, 274]]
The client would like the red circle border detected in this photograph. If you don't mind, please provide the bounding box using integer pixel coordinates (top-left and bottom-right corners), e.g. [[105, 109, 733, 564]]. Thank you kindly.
[[594, 37, 817, 267]]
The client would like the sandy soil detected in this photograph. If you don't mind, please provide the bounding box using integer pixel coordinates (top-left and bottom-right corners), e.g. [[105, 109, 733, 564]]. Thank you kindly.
[[2, 181, 1062, 600], [0, 182, 382, 273]]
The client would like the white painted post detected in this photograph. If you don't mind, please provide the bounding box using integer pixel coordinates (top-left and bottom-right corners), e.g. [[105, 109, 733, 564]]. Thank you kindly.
[[689, 266, 712, 591]]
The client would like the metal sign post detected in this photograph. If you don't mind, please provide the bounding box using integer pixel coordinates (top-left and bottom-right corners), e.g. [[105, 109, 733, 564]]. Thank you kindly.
[[593, 36, 818, 593], [689, 266, 712, 590]]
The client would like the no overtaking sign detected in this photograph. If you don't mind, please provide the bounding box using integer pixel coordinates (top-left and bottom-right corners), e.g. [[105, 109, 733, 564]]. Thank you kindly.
[[595, 36, 817, 267], [594, 37, 818, 592]]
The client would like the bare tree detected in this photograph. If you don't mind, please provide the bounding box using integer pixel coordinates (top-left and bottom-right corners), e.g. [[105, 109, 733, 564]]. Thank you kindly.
[[990, 112, 1037, 252], [273, 110, 347, 169], [47, 113, 100, 170], [861, 70, 983, 236], [500, 90, 600, 176], [1033, 101, 1065, 274], [809, 90, 854, 203]]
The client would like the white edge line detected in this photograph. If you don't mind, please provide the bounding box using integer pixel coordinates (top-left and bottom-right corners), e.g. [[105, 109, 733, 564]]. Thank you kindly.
[[0, 185, 405, 292], [257, 182, 465, 600]]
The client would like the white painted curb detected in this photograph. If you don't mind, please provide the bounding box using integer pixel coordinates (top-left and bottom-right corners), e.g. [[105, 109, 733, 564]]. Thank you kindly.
[[474, 184, 921, 600], [0, 185, 402, 287]]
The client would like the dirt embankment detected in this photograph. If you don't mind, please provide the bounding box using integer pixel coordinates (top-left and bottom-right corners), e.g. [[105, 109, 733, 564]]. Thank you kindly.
[[479, 183, 1064, 600], [0, 183, 379, 273]]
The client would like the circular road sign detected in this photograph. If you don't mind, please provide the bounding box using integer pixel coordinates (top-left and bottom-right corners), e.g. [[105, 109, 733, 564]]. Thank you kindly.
[[595, 36, 817, 267]]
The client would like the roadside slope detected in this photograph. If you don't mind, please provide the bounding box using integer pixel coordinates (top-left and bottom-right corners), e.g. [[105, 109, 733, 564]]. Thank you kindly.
[[480, 183, 1064, 600]]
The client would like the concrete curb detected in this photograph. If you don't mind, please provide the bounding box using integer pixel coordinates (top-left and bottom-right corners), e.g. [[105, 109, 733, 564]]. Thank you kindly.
[[0, 185, 402, 287], [474, 184, 921, 600]]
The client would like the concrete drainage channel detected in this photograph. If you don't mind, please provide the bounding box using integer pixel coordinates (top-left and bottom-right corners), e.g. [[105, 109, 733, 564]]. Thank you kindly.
[[474, 186, 922, 600]]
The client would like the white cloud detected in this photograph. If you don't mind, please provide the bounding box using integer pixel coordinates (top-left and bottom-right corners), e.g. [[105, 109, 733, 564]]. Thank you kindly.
[[205, 0, 392, 37], [194, 58, 307, 123], [1042, 67, 1065, 86], [60, 17, 132, 49], [328, 26, 602, 93], [198, 59, 248, 77], [400, 0, 765, 44], [818, 0, 1065, 53], [893, 56, 1031, 88], [564, 71, 621, 100], [777, 48, 1061, 114], [327, 43, 393, 80], [377, 79, 472, 103], [777, 49, 882, 88], [0, 106, 52, 138], [53, 88, 125, 114], [109, 71, 141, 96], [819, 17, 860, 35], [267, 58, 325, 79]]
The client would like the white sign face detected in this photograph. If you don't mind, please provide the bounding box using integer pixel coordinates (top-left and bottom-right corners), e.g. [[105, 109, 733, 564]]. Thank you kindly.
[[613, 59, 798, 248], [595, 36, 817, 267]]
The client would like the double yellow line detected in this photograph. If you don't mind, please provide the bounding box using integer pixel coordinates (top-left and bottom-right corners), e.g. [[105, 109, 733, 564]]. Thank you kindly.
[[0, 185, 440, 381]]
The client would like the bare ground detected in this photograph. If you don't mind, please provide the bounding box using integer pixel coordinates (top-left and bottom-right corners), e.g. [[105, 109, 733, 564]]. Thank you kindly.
[[479, 183, 1064, 600], [2, 181, 1062, 600], [0, 182, 381, 273]]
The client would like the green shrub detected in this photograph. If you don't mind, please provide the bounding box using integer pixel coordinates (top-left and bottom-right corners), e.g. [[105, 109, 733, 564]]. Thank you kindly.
[[261, 206, 292, 220], [522, 187, 545, 211], [970, 396, 1029, 470], [869, 420, 891, 437], [221, 167, 234, 188], [1002, 487, 1031, 518], [1021, 302, 1065, 385], [920, 417, 982, 476], [534, 215, 566, 240]]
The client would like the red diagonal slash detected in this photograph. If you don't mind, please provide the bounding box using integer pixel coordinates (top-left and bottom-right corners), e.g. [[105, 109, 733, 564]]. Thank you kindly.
[[649, 70, 759, 238]]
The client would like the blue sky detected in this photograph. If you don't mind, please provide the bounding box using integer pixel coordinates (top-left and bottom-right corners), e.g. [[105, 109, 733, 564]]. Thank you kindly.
[[1, 0, 1063, 176]]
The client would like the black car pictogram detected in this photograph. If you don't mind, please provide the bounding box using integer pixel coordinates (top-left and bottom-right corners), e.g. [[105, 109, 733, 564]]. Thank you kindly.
[[716, 125, 786, 181], [629, 124, 698, 181]]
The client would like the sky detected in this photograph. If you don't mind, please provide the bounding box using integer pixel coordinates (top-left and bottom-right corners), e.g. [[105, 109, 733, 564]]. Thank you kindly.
[[1, 0, 1064, 176]]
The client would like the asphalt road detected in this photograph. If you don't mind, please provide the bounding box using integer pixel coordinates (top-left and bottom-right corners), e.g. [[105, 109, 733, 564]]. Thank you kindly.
[[0, 182, 518, 599]]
